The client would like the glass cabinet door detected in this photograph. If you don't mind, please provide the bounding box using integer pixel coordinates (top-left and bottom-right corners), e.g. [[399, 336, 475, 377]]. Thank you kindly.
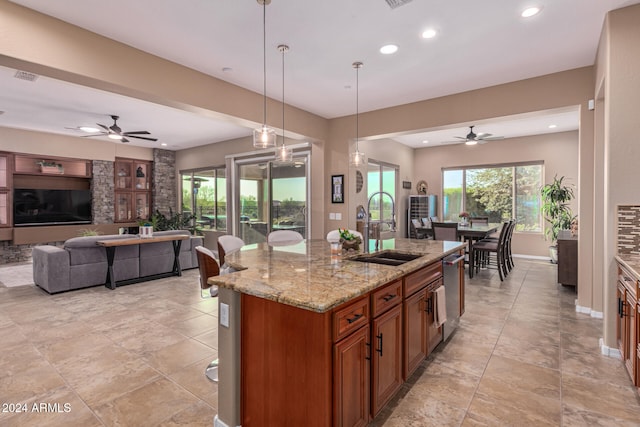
[[0, 156, 7, 188], [135, 193, 150, 220], [134, 162, 150, 190], [116, 193, 132, 222], [115, 160, 132, 190], [0, 192, 7, 226]]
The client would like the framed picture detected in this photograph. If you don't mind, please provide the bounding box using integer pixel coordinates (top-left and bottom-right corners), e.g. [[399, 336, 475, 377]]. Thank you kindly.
[[332, 174, 344, 203]]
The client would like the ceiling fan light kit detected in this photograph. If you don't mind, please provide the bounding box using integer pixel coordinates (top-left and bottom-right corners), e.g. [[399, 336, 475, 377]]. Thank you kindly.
[[81, 114, 157, 144], [253, 0, 277, 149]]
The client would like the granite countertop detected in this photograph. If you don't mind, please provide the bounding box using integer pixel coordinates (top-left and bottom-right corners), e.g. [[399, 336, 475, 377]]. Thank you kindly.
[[208, 238, 465, 313], [615, 254, 640, 281]]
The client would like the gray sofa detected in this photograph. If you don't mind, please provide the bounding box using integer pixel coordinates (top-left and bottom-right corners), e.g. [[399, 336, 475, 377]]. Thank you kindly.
[[32, 230, 203, 294]]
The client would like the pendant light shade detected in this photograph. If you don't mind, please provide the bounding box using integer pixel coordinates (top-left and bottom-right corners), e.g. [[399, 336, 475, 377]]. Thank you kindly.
[[350, 61, 366, 167], [275, 44, 293, 163], [253, 0, 277, 149]]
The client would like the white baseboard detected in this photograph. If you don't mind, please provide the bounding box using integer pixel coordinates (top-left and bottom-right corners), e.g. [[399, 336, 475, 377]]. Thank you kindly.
[[214, 415, 237, 427], [600, 338, 622, 359], [513, 254, 551, 261], [575, 301, 603, 318]]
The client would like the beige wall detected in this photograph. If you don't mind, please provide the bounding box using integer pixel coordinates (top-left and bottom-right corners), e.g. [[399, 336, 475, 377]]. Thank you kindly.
[[411, 131, 579, 257], [0, 126, 153, 161], [596, 4, 640, 348]]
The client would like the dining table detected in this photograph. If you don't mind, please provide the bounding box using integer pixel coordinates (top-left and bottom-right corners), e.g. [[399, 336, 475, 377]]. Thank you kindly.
[[418, 222, 502, 276]]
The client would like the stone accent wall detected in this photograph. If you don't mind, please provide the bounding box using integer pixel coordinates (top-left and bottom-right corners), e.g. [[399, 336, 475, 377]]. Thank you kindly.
[[0, 241, 35, 263], [617, 205, 640, 255], [91, 160, 114, 224], [153, 149, 176, 216]]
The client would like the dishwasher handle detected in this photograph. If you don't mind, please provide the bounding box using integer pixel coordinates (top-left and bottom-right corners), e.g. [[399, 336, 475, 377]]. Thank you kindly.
[[442, 254, 465, 265]]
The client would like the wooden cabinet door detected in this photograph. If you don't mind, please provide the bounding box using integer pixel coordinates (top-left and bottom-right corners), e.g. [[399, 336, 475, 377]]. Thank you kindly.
[[334, 325, 370, 427], [426, 287, 442, 355], [618, 281, 627, 358], [626, 293, 637, 381], [403, 288, 427, 379], [371, 304, 402, 417]]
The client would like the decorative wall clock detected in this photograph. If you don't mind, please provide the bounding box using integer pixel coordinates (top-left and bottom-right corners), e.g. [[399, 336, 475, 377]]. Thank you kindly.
[[416, 180, 428, 194]]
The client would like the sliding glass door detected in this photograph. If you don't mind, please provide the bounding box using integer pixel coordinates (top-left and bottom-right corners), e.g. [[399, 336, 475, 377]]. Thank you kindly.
[[235, 155, 309, 245]]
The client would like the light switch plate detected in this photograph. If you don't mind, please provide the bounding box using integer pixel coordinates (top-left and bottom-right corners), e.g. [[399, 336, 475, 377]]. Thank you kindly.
[[329, 213, 336, 220], [220, 302, 230, 328], [335, 213, 342, 220]]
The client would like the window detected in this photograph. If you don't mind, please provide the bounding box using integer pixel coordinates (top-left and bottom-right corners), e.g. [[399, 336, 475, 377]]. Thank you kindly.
[[443, 163, 542, 232], [181, 167, 227, 231]]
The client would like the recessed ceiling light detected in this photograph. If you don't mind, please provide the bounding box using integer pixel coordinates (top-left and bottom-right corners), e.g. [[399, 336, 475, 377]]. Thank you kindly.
[[422, 140, 429, 144], [380, 44, 398, 55], [548, 124, 557, 129], [161, 143, 167, 146], [79, 126, 100, 133], [422, 29, 437, 39], [521, 6, 542, 18]]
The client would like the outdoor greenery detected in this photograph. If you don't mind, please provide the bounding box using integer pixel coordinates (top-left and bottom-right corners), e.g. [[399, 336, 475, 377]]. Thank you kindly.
[[540, 175, 576, 243], [444, 164, 542, 231]]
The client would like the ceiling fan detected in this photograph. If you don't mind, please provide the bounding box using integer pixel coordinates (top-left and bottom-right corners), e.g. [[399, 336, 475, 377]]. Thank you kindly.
[[450, 125, 504, 146], [82, 115, 157, 143]]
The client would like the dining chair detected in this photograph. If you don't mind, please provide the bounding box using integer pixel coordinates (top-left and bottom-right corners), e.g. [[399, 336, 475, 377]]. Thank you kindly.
[[326, 229, 363, 243], [195, 245, 221, 382], [470, 221, 510, 281], [469, 216, 489, 225], [430, 216, 439, 223], [267, 229, 304, 245], [410, 219, 427, 239], [431, 221, 458, 241], [217, 235, 245, 269]]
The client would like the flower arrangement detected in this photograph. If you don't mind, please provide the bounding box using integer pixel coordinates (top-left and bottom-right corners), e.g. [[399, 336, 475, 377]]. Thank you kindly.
[[458, 212, 470, 218]]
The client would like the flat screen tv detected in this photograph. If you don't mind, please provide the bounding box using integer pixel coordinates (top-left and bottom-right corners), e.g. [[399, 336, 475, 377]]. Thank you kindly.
[[14, 188, 92, 226]]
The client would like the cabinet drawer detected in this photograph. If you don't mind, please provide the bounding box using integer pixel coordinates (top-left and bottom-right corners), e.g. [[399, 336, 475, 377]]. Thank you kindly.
[[426, 277, 443, 292], [371, 279, 403, 318], [404, 262, 442, 297], [333, 296, 370, 342]]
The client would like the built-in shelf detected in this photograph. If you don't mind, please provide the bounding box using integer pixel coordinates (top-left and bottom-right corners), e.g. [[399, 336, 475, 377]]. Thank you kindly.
[[14, 154, 91, 178], [115, 158, 152, 223]]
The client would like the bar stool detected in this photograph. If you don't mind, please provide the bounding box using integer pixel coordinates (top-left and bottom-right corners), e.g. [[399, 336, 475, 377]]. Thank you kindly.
[[195, 245, 221, 381]]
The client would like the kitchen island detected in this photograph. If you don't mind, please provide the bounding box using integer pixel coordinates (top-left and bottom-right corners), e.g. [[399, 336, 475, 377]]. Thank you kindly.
[[209, 238, 465, 427]]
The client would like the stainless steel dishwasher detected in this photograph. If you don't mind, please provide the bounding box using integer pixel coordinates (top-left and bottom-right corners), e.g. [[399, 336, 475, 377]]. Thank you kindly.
[[442, 253, 465, 341]]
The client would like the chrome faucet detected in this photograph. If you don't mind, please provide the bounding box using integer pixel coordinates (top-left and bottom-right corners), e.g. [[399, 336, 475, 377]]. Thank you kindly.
[[364, 191, 396, 252]]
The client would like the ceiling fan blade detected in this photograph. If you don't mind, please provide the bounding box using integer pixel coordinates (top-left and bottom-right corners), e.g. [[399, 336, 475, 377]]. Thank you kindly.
[[82, 133, 108, 138], [97, 123, 110, 132], [122, 131, 151, 136], [476, 132, 492, 138], [453, 136, 467, 140], [479, 136, 504, 141], [128, 135, 158, 142], [121, 137, 130, 143], [109, 125, 122, 134]]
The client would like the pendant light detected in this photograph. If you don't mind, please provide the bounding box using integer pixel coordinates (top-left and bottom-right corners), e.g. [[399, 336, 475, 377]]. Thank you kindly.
[[253, 0, 277, 149], [350, 61, 366, 167], [274, 44, 293, 163]]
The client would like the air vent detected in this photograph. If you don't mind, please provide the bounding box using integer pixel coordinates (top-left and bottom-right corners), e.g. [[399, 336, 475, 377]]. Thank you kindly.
[[385, 0, 413, 9], [14, 70, 39, 82]]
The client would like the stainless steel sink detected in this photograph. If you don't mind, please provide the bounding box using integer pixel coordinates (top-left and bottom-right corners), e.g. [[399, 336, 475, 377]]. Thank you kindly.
[[350, 251, 422, 266]]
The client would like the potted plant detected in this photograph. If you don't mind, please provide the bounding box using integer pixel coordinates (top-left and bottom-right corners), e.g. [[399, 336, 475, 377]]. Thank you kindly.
[[458, 212, 470, 226], [541, 175, 575, 263], [339, 228, 362, 251]]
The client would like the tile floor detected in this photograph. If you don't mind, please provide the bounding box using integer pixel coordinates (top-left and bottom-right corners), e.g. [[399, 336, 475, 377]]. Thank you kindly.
[[1, 259, 639, 426]]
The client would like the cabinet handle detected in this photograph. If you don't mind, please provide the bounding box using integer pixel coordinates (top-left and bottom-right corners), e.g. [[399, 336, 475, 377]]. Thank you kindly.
[[424, 297, 432, 313], [618, 298, 622, 318], [382, 294, 397, 302], [365, 342, 371, 361], [376, 333, 383, 356], [347, 313, 363, 324]]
